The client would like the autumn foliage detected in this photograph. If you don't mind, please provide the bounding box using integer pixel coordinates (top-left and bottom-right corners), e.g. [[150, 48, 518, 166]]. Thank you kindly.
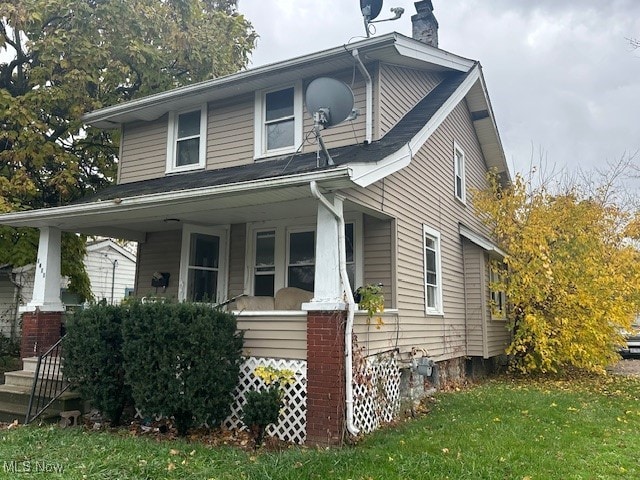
[[475, 173, 640, 373]]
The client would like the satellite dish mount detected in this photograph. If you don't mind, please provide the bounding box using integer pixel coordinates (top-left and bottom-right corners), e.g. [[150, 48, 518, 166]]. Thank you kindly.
[[360, 0, 405, 37], [305, 78, 356, 167]]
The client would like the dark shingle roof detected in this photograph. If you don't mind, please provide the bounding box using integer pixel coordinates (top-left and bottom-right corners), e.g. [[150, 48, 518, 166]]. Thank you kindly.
[[77, 71, 468, 204]]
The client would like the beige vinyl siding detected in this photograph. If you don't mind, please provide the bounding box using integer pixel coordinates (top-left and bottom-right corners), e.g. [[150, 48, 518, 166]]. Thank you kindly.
[[134, 230, 181, 298], [301, 68, 370, 153], [341, 99, 494, 361], [353, 311, 401, 355], [237, 314, 306, 359], [463, 239, 485, 357], [228, 224, 246, 299], [378, 65, 443, 138], [207, 95, 254, 169], [119, 116, 168, 184], [484, 252, 511, 357], [363, 215, 394, 309]]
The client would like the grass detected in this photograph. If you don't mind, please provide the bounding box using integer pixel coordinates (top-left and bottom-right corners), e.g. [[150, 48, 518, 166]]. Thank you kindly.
[[1, 374, 640, 479]]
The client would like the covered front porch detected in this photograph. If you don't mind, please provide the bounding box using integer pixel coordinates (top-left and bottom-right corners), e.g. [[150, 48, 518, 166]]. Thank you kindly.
[[0, 172, 401, 445]]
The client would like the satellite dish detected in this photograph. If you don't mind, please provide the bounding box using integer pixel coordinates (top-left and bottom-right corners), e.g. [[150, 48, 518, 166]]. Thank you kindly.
[[360, 0, 383, 21], [305, 77, 355, 128], [305, 78, 356, 167]]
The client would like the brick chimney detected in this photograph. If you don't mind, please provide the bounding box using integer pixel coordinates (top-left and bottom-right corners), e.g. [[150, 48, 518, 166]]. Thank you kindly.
[[412, 1, 439, 48]]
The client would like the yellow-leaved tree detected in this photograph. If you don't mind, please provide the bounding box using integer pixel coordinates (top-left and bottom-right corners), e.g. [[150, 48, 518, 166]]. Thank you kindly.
[[475, 172, 640, 374]]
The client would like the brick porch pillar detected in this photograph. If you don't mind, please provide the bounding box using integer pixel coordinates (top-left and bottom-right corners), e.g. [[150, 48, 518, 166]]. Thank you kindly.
[[20, 310, 65, 358], [306, 310, 346, 446]]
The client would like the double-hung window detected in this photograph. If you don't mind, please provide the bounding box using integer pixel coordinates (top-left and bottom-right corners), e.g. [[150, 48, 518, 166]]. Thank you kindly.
[[254, 82, 302, 158], [253, 230, 276, 296], [167, 106, 207, 173], [287, 230, 316, 293], [454, 142, 466, 203], [248, 218, 361, 297], [423, 225, 443, 315]]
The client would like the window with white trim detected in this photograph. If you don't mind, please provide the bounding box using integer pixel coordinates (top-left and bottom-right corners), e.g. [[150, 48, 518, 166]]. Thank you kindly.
[[179, 225, 227, 303], [287, 229, 315, 292], [253, 230, 276, 296], [247, 217, 361, 297], [454, 143, 466, 203], [423, 225, 443, 315], [489, 261, 507, 320], [166, 106, 207, 173], [254, 82, 303, 159]]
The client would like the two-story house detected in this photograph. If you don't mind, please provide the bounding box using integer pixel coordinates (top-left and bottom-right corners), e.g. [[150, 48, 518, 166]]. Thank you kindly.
[[0, 2, 511, 445]]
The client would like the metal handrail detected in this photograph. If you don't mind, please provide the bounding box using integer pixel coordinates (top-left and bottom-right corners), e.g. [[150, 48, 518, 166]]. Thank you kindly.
[[25, 336, 70, 424]]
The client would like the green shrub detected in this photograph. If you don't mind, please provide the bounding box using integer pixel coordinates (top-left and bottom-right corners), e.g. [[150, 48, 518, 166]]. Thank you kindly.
[[122, 301, 243, 436], [64, 305, 132, 425], [243, 387, 281, 447], [242, 366, 295, 447]]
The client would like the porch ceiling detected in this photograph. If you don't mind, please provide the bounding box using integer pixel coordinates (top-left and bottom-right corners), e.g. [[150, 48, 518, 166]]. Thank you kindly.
[[0, 171, 354, 242]]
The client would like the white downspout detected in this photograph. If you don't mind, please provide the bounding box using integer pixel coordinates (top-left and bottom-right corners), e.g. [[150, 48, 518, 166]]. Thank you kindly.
[[352, 49, 373, 145], [309, 181, 359, 437]]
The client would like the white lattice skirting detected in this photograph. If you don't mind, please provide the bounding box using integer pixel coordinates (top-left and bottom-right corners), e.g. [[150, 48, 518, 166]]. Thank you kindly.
[[224, 357, 308, 445], [352, 352, 401, 434]]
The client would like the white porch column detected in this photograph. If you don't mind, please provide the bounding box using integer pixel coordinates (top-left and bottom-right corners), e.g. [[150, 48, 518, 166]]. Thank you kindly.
[[22, 226, 65, 312], [303, 194, 347, 311]]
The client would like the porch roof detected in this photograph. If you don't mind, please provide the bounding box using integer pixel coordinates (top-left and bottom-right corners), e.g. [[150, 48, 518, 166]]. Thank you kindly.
[[0, 168, 354, 242]]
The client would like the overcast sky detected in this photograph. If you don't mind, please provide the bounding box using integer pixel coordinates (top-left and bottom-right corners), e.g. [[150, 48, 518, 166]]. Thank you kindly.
[[238, 0, 640, 180]]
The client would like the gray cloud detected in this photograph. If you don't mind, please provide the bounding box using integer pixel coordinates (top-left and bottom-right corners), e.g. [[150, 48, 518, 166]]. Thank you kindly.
[[238, 0, 640, 180]]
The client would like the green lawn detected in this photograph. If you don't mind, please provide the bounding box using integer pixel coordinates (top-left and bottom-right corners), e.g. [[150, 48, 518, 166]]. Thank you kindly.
[[1, 374, 640, 479]]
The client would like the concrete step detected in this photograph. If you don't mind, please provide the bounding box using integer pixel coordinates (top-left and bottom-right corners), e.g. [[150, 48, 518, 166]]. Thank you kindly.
[[21, 356, 63, 374], [3, 370, 64, 389], [0, 385, 83, 424]]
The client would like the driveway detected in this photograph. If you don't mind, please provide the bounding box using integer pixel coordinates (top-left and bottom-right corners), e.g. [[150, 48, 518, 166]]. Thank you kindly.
[[608, 358, 640, 377]]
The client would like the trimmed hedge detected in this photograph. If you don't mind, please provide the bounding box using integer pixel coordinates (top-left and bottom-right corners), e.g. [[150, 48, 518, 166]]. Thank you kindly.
[[64, 305, 132, 425], [64, 301, 243, 435]]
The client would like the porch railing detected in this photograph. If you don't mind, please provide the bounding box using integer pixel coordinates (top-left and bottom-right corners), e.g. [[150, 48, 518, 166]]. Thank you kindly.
[[25, 336, 70, 424]]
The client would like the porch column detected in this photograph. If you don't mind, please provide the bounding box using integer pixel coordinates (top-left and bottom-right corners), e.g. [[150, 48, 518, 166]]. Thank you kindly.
[[303, 194, 348, 445], [305, 310, 346, 446], [307, 194, 346, 309], [20, 227, 65, 358]]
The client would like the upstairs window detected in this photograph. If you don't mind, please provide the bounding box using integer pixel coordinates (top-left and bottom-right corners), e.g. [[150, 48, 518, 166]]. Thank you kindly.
[[254, 82, 302, 159], [167, 106, 207, 173], [423, 225, 443, 315], [454, 142, 466, 203]]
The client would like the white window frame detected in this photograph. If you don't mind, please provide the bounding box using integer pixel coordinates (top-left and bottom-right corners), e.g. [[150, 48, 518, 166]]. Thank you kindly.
[[453, 142, 466, 203], [244, 214, 363, 296], [423, 225, 443, 315], [489, 261, 507, 320], [166, 104, 207, 174], [254, 81, 303, 160], [178, 224, 229, 303]]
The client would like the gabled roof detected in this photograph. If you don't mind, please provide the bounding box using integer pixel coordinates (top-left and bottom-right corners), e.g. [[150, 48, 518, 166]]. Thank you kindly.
[[86, 239, 137, 262], [84, 33, 475, 129], [0, 34, 510, 238]]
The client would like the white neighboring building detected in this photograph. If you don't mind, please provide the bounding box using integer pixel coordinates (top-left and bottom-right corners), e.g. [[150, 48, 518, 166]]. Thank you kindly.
[[0, 239, 136, 338]]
